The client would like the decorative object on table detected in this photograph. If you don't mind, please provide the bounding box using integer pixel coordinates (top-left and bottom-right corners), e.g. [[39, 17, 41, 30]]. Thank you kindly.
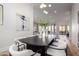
[[0, 4, 3, 25], [16, 13, 30, 31]]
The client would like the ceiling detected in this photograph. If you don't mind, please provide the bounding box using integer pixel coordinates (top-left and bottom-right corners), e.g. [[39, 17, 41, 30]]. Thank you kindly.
[[33, 3, 72, 25], [33, 3, 72, 11]]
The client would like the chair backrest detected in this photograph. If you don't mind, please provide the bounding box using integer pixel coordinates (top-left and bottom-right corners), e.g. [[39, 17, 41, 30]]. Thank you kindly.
[[52, 35, 68, 49], [9, 44, 34, 56], [14, 38, 27, 51], [14, 38, 23, 45], [58, 35, 68, 44], [10, 44, 18, 51], [48, 34, 56, 42], [14, 37, 27, 46]]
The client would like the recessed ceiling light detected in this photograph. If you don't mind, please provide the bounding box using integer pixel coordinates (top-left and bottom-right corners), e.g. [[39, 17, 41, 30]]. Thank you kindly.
[[43, 10, 48, 15], [43, 4, 47, 8], [40, 5, 43, 8], [48, 4, 52, 7]]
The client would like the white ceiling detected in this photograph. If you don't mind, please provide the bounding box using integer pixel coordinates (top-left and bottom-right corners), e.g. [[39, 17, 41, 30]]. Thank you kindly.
[[33, 3, 72, 11], [33, 3, 72, 25]]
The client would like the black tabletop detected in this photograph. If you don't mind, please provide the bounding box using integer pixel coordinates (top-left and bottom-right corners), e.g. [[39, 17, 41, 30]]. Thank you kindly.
[[19, 36, 53, 46]]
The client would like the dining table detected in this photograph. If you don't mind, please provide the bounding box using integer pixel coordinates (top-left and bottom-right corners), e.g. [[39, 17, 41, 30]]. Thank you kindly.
[[19, 36, 54, 56]]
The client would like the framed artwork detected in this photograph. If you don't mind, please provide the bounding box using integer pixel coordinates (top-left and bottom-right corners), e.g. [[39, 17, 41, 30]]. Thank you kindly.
[[0, 4, 3, 25], [16, 13, 30, 31], [78, 12, 79, 47]]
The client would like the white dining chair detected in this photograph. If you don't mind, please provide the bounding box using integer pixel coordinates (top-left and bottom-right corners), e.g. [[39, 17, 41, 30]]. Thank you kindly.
[[9, 44, 41, 56], [9, 37, 41, 56], [47, 36, 68, 56], [9, 44, 33, 56], [47, 48, 66, 56], [48, 34, 56, 43], [14, 37, 27, 49]]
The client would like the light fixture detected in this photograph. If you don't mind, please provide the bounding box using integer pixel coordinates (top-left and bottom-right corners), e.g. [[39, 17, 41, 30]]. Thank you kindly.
[[43, 10, 48, 15], [40, 3, 47, 9], [40, 4, 43, 9], [48, 4, 52, 7]]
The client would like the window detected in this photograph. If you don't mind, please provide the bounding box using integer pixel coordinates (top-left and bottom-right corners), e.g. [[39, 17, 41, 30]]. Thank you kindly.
[[62, 26, 65, 31], [46, 26, 48, 30], [52, 25, 54, 32], [48, 25, 51, 31], [59, 26, 65, 32], [38, 24, 56, 34], [59, 26, 62, 31], [59, 25, 70, 35], [67, 25, 70, 32], [38, 26, 42, 32]]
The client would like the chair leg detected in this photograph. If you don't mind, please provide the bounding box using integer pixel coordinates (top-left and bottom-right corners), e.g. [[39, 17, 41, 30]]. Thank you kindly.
[[9, 52, 12, 56]]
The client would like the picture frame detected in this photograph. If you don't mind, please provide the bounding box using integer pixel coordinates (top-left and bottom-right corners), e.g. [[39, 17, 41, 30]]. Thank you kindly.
[[0, 4, 3, 25]]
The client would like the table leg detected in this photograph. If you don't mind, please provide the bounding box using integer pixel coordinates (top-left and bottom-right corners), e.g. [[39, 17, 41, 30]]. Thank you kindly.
[[41, 47, 46, 56]]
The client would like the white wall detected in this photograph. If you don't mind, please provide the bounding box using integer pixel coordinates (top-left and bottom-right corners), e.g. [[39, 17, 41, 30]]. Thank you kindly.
[[71, 4, 79, 46], [0, 3, 33, 51]]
